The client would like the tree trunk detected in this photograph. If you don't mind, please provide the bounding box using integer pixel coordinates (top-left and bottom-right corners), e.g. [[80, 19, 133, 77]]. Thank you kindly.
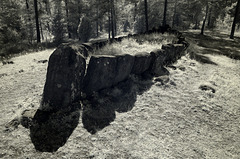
[[144, 0, 149, 31], [111, 0, 115, 39], [230, 0, 240, 39], [163, 0, 168, 26], [40, 19, 44, 41], [65, 0, 71, 38], [26, 0, 29, 10], [34, 0, 41, 43], [108, 5, 111, 40], [96, 0, 99, 37], [113, 1, 117, 36], [207, 5, 212, 28], [172, 0, 177, 28], [134, 2, 137, 22], [201, 2, 209, 35]]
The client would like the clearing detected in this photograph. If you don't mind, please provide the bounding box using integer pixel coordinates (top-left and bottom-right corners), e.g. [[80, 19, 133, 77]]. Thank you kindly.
[[0, 31, 240, 158]]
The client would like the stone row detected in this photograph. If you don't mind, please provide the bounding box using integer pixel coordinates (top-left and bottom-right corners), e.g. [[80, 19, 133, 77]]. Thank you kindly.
[[41, 27, 188, 111]]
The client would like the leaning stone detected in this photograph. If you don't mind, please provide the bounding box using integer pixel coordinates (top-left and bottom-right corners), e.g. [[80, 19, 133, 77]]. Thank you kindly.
[[41, 45, 86, 111]]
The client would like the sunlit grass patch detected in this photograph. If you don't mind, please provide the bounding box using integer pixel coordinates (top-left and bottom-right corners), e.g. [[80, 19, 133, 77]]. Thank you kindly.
[[93, 33, 177, 56]]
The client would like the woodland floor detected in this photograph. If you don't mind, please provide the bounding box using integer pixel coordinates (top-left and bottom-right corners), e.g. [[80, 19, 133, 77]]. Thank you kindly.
[[0, 30, 240, 159]]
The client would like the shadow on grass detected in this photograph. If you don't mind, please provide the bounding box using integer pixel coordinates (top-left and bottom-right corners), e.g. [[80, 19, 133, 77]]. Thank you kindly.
[[30, 104, 81, 152], [189, 51, 218, 65], [184, 31, 240, 60], [82, 75, 154, 134]]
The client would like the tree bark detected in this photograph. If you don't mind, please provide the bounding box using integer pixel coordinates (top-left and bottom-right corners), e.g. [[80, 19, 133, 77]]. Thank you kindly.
[[34, 0, 41, 43], [230, 0, 240, 39], [144, 0, 149, 31], [111, 0, 115, 39], [207, 5, 212, 28], [40, 19, 45, 41], [96, 0, 99, 37], [108, 4, 111, 40], [163, 0, 168, 26], [201, 2, 209, 35], [172, 0, 177, 28], [65, 0, 72, 38]]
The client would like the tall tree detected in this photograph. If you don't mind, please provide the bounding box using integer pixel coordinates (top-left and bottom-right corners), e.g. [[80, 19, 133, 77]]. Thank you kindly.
[[230, 0, 240, 39], [34, 0, 41, 43], [201, 1, 209, 35], [144, 0, 149, 31], [111, 0, 115, 38], [163, 0, 168, 26]]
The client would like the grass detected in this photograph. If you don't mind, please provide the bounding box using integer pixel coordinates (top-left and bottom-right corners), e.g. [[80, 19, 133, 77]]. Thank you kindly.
[[183, 30, 240, 60], [93, 33, 177, 56]]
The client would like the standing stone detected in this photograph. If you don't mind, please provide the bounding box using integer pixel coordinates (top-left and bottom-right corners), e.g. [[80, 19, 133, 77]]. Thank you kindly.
[[114, 54, 135, 84], [83, 54, 134, 95], [150, 49, 169, 76], [41, 44, 86, 111], [131, 52, 152, 75]]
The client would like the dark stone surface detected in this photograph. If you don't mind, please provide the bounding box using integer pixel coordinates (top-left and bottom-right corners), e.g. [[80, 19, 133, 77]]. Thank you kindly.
[[30, 107, 80, 152], [42, 45, 86, 111], [131, 52, 152, 75], [150, 49, 169, 76], [83, 54, 134, 95], [162, 44, 174, 65]]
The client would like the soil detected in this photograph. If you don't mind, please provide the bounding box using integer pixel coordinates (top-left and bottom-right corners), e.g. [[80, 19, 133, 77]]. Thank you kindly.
[[0, 32, 240, 158]]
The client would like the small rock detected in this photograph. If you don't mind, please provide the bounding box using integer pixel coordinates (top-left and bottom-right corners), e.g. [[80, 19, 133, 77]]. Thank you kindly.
[[19, 69, 24, 73], [5, 118, 20, 131], [38, 60, 48, 63], [2, 61, 14, 65], [0, 73, 7, 78], [167, 65, 177, 70], [170, 81, 177, 86], [154, 75, 170, 85], [199, 85, 216, 93], [20, 109, 37, 128], [178, 66, 186, 71]]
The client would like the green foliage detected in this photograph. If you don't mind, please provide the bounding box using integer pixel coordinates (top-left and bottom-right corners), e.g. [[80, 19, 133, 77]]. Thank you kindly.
[[0, 0, 25, 56]]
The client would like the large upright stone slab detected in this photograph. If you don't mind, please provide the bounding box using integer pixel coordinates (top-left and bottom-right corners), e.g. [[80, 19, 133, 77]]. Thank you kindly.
[[162, 44, 175, 65], [131, 52, 152, 75], [150, 49, 169, 76], [42, 44, 86, 111], [83, 54, 134, 95]]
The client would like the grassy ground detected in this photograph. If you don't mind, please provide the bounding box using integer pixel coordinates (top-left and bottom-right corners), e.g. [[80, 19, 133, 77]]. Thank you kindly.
[[183, 30, 240, 60], [93, 33, 176, 56], [0, 31, 240, 158]]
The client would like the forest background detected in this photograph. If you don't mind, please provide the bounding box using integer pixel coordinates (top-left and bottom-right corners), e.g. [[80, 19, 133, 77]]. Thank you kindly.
[[1, 0, 240, 57]]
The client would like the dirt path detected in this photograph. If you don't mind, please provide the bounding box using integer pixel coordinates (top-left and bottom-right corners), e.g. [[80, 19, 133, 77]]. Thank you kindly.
[[0, 37, 240, 158]]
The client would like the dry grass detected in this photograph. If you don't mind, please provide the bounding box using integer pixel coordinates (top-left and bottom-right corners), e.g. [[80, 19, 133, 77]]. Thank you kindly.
[[93, 33, 176, 56]]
